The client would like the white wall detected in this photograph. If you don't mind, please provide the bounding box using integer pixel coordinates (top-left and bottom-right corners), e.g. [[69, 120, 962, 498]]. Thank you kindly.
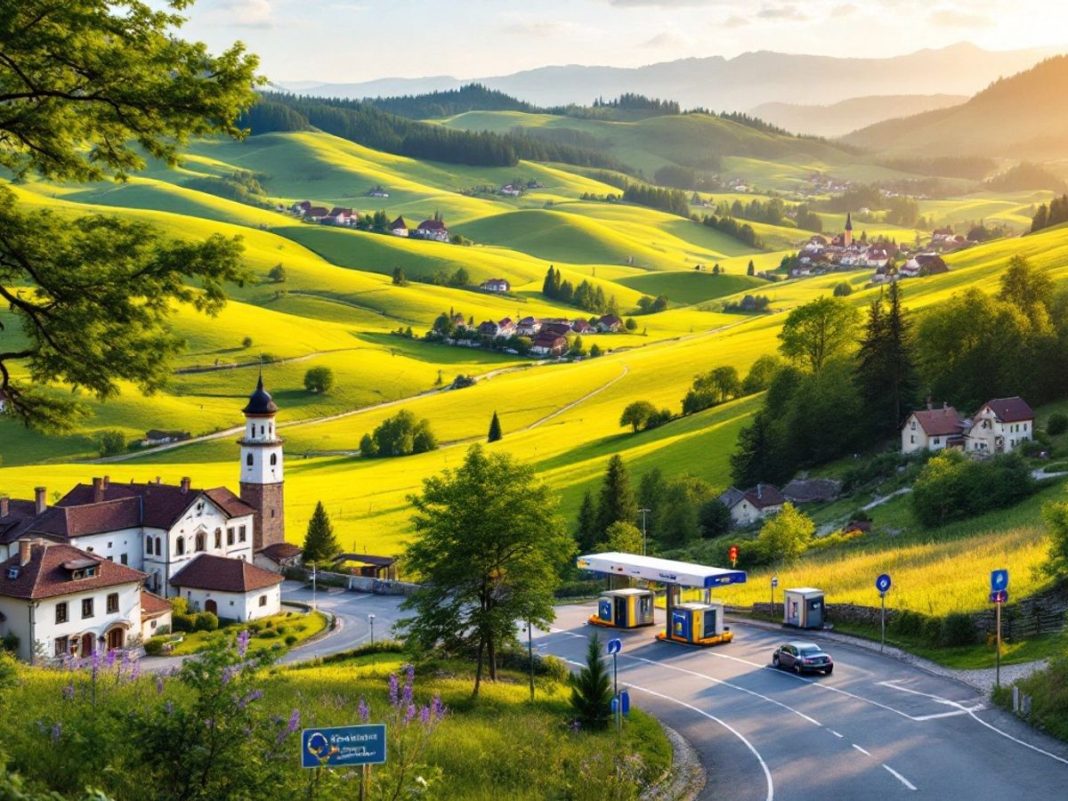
[[159, 500, 255, 596], [68, 527, 143, 570], [180, 583, 281, 622]]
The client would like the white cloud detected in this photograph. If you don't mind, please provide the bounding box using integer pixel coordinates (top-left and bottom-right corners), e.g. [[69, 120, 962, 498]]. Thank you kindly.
[[206, 0, 273, 29], [929, 8, 994, 27], [723, 14, 750, 28], [756, 4, 808, 21]]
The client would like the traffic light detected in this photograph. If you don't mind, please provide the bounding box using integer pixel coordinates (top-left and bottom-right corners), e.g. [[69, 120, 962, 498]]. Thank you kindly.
[[728, 545, 738, 565]]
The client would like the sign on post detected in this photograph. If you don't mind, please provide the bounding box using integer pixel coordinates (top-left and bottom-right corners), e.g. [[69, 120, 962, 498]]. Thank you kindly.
[[606, 638, 622, 655], [301, 725, 387, 769], [990, 589, 1008, 604], [875, 573, 891, 653], [991, 569, 1009, 592], [771, 576, 779, 588], [875, 573, 892, 594]]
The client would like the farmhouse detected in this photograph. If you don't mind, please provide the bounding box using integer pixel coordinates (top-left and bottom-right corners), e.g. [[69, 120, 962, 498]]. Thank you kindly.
[[412, 218, 449, 242], [477, 320, 500, 338], [517, 317, 541, 336], [390, 216, 409, 237], [304, 206, 330, 222], [169, 553, 283, 622], [966, 397, 1034, 454], [597, 315, 623, 333], [901, 404, 965, 454], [139, 590, 172, 640], [324, 207, 356, 225], [530, 333, 568, 357], [481, 278, 511, 293], [571, 319, 593, 334], [0, 540, 147, 662], [718, 484, 785, 527], [254, 542, 303, 574], [496, 317, 517, 338], [368, 185, 389, 198]]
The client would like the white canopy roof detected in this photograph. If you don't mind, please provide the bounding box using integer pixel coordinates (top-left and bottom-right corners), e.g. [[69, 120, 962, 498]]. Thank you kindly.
[[577, 552, 747, 589]]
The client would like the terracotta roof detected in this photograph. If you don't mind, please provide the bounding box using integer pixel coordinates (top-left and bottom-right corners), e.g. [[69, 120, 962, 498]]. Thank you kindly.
[[306, 206, 330, 217], [743, 484, 785, 510], [418, 219, 447, 230], [532, 332, 566, 347], [390, 216, 407, 229], [203, 488, 256, 518], [32, 497, 142, 538], [170, 554, 282, 593], [0, 499, 41, 546], [0, 543, 146, 600], [979, 397, 1034, 423], [257, 542, 303, 564], [910, 407, 964, 437], [140, 590, 172, 618]]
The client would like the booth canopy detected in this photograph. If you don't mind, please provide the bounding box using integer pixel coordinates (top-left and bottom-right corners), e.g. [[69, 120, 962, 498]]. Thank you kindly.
[[577, 552, 747, 588]]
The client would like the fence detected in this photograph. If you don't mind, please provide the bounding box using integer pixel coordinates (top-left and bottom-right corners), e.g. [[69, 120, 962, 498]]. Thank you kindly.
[[286, 566, 420, 597]]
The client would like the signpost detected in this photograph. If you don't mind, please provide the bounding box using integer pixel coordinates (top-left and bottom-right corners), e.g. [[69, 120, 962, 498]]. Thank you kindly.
[[991, 569, 1009, 688], [606, 638, 623, 732], [875, 573, 892, 652], [302, 723, 387, 800], [770, 575, 779, 617]]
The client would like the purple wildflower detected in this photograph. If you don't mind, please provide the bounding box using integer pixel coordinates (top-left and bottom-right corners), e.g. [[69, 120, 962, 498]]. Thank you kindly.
[[221, 665, 237, 685], [405, 704, 416, 724], [388, 673, 400, 707], [155, 675, 166, 695], [239, 690, 263, 709], [357, 697, 370, 722], [128, 660, 142, 682], [286, 709, 300, 733], [50, 723, 62, 743], [236, 629, 251, 658], [105, 649, 118, 669], [62, 682, 75, 702], [430, 695, 446, 720], [419, 705, 430, 725]]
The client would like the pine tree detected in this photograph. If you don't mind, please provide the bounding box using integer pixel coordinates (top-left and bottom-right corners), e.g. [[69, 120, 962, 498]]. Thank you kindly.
[[487, 410, 502, 442], [302, 501, 342, 565], [595, 454, 637, 536], [747, 259, 755, 276], [569, 634, 613, 730], [855, 283, 918, 438], [542, 265, 556, 297], [576, 490, 598, 552]]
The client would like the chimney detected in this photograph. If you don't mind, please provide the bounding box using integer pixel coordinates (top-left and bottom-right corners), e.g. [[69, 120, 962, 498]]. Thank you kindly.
[[19, 538, 32, 566], [180, 476, 191, 494], [34, 486, 46, 515], [0, 496, 8, 518], [92, 477, 104, 503]]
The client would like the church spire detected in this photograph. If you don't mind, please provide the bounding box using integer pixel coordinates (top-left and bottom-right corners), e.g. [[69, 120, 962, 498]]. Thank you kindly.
[[845, 212, 853, 231]]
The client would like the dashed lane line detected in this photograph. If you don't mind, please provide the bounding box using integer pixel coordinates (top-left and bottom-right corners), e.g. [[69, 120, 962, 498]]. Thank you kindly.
[[852, 744, 871, 757], [882, 764, 918, 791]]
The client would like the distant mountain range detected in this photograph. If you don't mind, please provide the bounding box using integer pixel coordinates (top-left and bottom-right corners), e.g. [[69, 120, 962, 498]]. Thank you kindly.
[[843, 55, 1068, 159], [751, 94, 968, 138], [278, 43, 1053, 112]]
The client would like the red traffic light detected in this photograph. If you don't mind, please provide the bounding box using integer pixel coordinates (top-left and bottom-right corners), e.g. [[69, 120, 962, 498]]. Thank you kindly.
[[728, 545, 739, 561]]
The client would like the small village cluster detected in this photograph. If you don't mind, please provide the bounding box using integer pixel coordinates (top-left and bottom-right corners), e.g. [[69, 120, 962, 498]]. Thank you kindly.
[[0, 379, 304, 663], [439, 313, 624, 357], [716, 395, 1035, 530], [288, 200, 451, 242], [792, 214, 961, 283]]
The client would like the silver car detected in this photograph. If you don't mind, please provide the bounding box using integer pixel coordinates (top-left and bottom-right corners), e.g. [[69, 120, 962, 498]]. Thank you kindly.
[[772, 641, 833, 675]]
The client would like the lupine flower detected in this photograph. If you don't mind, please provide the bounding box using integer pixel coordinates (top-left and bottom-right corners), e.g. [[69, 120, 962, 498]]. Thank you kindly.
[[239, 690, 263, 709], [105, 649, 118, 669], [286, 709, 300, 733], [236, 629, 251, 658], [62, 682, 75, 701], [221, 665, 238, 685], [357, 698, 370, 722], [405, 704, 416, 724], [419, 705, 430, 725], [388, 673, 400, 707], [155, 675, 166, 695], [50, 723, 62, 743], [430, 695, 446, 720]]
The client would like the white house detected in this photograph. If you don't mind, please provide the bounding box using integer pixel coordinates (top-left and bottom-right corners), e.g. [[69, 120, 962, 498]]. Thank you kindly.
[[139, 590, 172, 640], [0, 540, 146, 662], [516, 317, 541, 336], [389, 216, 409, 237], [718, 484, 785, 527], [967, 397, 1034, 454], [481, 278, 511, 293], [412, 219, 449, 243], [496, 317, 517, 338], [901, 405, 965, 454], [254, 542, 303, 574], [170, 554, 283, 621]]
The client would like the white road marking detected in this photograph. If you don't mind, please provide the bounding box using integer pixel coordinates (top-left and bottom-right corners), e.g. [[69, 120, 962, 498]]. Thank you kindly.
[[828, 729, 844, 738], [882, 764, 918, 791], [564, 658, 775, 801], [966, 709, 1068, 767], [852, 744, 871, 756]]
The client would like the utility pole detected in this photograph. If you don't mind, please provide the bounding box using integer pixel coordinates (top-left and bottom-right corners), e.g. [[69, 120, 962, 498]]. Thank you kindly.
[[638, 508, 650, 555], [368, 613, 375, 647]]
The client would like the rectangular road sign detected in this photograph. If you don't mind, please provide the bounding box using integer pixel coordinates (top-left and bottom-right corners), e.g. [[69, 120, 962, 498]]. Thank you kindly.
[[301, 724, 387, 768], [991, 569, 1009, 592], [989, 589, 1008, 604]]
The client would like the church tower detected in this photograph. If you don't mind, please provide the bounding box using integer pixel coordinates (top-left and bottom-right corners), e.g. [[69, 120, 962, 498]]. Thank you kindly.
[[844, 212, 854, 247], [239, 374, 285, 551]]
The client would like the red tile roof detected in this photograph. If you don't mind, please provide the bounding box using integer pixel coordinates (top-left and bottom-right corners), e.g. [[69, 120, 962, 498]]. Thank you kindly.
[[257, 542, 302, 564], [140, 590, 172, 618], [979, 397, 1034, 423], [418, 219, 447, 231], [0, 542, 146, 600], [0, 499, 40, 546], [170, 554, 282, 593], [910, 407, 964, 437], [743, 484, 785, 510]]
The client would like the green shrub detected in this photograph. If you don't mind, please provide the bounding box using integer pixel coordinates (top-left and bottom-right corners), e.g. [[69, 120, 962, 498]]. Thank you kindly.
[[1048, 413, 1068, 436], [277, 625, 289, 634], [258, 629, 278, 639], [891, 610, 927, 638], [193, 612, 219, 632], [1, 632, 19, 653], [912, 451, 1036, 527], [923, 617, 943, 645], [172, 613, 195, 633], [541, 655, 571, 684], [940, 613, 980, 646], [143, 637, 167, 656], [284, 634, 298, 646], [170, 597, 189, 616]]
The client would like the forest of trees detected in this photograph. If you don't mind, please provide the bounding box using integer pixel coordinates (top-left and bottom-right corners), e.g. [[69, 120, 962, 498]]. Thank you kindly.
[[621, 182, 690, 216], [541, 266, 618, 314], [1030, 194, 1068, 233], [699, 213, 764, 248], [368, 83, 536, 118]]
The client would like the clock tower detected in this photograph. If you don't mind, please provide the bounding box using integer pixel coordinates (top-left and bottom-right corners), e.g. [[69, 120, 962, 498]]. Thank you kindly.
[[239, 374, 285, 551]]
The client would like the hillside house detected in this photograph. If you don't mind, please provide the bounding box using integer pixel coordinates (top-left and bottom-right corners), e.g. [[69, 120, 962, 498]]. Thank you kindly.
[[966, 397, 1034, 454], [325, 207, 356, 225], [719, 485, 785, 527], [481, 278, 511, 293], [496, 318, 517, 338], [170, 554, 282, 622], [597, 315, 623, 333], [901, 404, 965, 454], [304, 206, 330, 222], [517, 317, 541, 336], [498, 184, 522, 197], [368, 186, 389, 198], [254, 542, 303, 574], [139, 590, 172, 640], [530, 333, 568, 357], [477, 321, 500, 338], [900, 253, 948, 278], [0, 540, 146, 662], [291, 200, 312, 215], [542, 321, 573, 338], [412, 219, 449, 243], [143, 430, 191, 447], [390, 216, 409, 237], [571, 319, 593, 334]]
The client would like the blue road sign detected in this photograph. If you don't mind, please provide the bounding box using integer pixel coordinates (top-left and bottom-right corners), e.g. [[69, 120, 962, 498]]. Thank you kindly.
[[876, 573, 892, 594], [771, 576, 779, 589], [611, 697, 619, 715], [606, 638, 622, 655], [990, 589, 1009, 604], [301, 725, 387, 769], [620, 690, 631, 716], [991, 569, 1009, 592]]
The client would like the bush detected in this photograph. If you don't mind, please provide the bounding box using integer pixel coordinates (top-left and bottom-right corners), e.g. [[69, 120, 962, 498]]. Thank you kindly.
[[172, 613, 195, 633], [890, 610, 927, 638], [304, 365, 335, 394], [912, 451, 1037, 527], [923, 617, 944, 645], [155, 624, 171, 635], [143, 637, 167, 656], [258, 629, 278, 639], [96, 429, 127, 457], [1, 632, 18, 653], [193, 612, 219, 632], [940, 613, 980, 646], [284, 634, 298, 646], [833, 281, 853, 297], [1048, 413, 1068, 436]]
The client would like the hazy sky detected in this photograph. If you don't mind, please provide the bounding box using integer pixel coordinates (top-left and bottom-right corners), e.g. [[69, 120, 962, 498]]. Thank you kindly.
[[180, 0, 1068, 82]]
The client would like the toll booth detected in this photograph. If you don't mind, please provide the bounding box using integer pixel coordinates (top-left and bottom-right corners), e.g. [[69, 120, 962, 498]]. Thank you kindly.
[[784, 587, 825, 629], [589, 588, 655, 629], [577, 552, 746, 647], [668, 600, 731, 645]]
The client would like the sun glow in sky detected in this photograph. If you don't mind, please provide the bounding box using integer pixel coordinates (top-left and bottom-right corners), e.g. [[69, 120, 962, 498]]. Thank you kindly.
[[181, 0, 1068, 82]]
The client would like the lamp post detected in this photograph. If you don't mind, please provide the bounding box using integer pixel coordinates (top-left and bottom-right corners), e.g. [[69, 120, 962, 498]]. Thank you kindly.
[[638, 508, 651, 555], [368, 613, 375, 647]]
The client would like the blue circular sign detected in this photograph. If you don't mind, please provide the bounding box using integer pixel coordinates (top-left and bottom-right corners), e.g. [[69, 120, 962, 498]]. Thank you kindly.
[[606, 638, 622, 655], [876, 573, 892, 593]]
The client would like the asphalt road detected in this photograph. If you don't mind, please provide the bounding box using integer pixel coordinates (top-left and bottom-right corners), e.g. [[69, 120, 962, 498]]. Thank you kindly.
[[280, 587, 1068, 800]]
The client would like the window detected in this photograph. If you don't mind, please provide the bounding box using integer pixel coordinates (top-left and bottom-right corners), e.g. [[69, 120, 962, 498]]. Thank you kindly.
[[933, 438, 940, 445], [55, 602, 68, 624], [227, 527, 235, 546], [239, 525, 247, 542], [214, 529, 222, 549], [246, 453, 253, 467], [176, 537, 185, 556], [54, 636, 69, 657], [270, 453, 277, 466], [155, 537, 162, 556], [259, 595, 267, 607], [146, 536, 153, 556], [106, 593, 119, 614], [120, 554, 128, 566], [195, 533, 205, 552], [82, 598, 94, 619]]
